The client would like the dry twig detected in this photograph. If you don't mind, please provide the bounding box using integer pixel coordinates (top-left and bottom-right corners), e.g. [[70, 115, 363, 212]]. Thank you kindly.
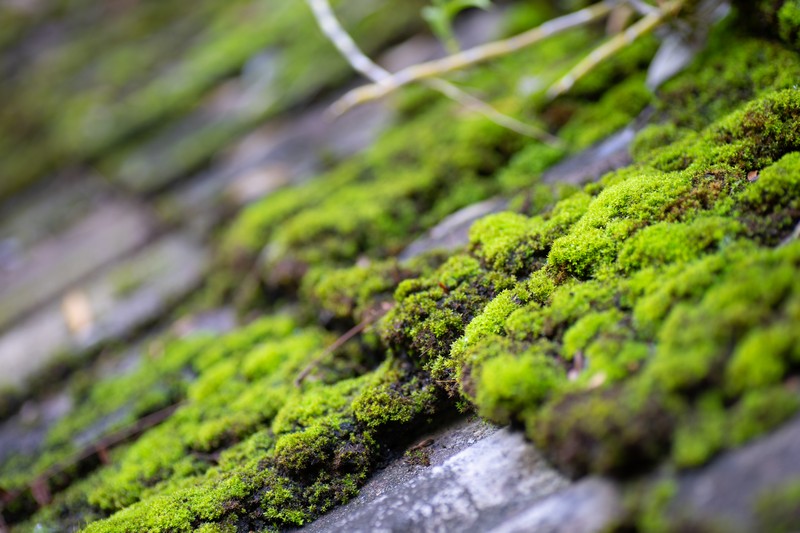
[[330, 0, 619, 114], [294, 302, 394, 387], [546, 0, 685, 99], [306, 0, 562, 144]]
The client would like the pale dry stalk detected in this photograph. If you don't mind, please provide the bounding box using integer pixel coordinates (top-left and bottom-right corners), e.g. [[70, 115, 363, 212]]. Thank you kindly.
[[306, 0, 562, 144], [331, 0, 619, 114]]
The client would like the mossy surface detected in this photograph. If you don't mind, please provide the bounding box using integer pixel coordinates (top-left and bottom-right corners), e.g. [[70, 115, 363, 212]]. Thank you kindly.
[[4, 3, 800, 531]]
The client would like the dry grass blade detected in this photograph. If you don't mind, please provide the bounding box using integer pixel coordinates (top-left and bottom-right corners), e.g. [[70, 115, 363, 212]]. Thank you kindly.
[[546, 0, 685, 99], [330, 0, 619, 114], [306, 0, 561, 144], [294, 302, 395, 387]]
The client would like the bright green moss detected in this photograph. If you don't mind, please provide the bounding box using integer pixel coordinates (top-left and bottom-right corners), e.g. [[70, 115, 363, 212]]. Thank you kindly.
[[617, 216, 742, 272], [562, 309, 623, 360], [779, 0, 800, 48], [496, 143, 567, 190], [728, 386, 800, 446], [8, 5, 800, 531], [302, 253, 445, 324], [380, 254, 515, 369], [653, 35, 800, 131], [559, 75, 652, 149], [671, 393, 727, 468], [352, 359, 438, 431], [450, 290, 520, 363], [630, 123, 686, 163], [724, 324, 798, 396], [476, 351, 565, 425], [470, 213, 533, 272]]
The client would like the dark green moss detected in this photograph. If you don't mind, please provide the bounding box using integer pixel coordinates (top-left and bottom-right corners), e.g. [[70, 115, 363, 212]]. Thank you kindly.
[[756, 478, 800, 533]]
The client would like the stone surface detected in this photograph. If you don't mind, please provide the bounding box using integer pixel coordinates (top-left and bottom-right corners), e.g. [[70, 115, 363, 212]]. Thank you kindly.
[[0, 234, 207, 391], [0, 392, 72, 465], [489, 478, 624, 533], [0, 196, 155, 331], [399, 198, 509, 260], [303, 417, 569, 533], [671, 411, 800, 531], [541, 126, 636, 186]]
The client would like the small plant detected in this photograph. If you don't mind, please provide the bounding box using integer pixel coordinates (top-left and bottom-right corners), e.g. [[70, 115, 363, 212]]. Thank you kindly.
[[422, 0, 493, 53]]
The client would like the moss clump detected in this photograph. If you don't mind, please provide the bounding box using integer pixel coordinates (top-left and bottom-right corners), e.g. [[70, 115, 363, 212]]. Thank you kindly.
[[396, 85, 800, 483], [379, 255, 515, 373], [6, 5, 800, 531], [302, 252, 446, 325], [779, 1, 800, 48], [756, 479, 800, 533], [476, 351, 565, 425]]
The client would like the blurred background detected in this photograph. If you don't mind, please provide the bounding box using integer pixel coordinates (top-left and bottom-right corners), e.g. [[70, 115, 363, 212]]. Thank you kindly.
[[0, 0, 444, 404]]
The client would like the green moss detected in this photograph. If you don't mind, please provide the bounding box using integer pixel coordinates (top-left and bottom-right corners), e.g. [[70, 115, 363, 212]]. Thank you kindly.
[[756, 478, 800, 533], [531, 385, 680, 478], [779, 1, 800, 48], [671, 393, 727, 468], [728, 386, 800, 446], [476, 351, 565, 425], [352, 359, 439, 431], [7, 5, 800, 531], [302, 253, 445, 324]]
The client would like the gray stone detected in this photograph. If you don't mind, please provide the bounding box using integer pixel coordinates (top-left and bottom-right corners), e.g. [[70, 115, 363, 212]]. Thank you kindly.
[[542, 126, 636, 186], [0, 234, 206, 391], [0, 392, 72, 465], [399, 197, 509, 260], [303, 418, 569, 533], [489, 478, 624, 533], [0, 197, 155, 331], [670, 411, 800, 531]]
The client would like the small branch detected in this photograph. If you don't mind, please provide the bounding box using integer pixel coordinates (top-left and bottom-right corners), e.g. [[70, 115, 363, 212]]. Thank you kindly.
[[625, 0, 659, 16], [426, 78, 564, 145], [306, 0, 388, 83], [0, 402, 181, 513], [294, 302, 394, 387], [546, 0, 684, 99], [307, 0, 562, 144], [330, 0, 619, 114]]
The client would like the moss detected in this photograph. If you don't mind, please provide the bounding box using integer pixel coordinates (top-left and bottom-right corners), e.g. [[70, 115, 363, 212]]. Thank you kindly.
[[531, 386, 681, 478], [671, 393, 727, 468], [779, 1, 800, 48], [7, 5, 800, 530], [558, 75, 652, 149], [633, 478, 679, 533], [755, 478, 800, 533], [302, 252, 445, 325], [618, 216, 742, 272], [352, 359, 439, 431], [652, 34, 800, 131], [728, 386, 800, 446], [476, 350, 565, 425]]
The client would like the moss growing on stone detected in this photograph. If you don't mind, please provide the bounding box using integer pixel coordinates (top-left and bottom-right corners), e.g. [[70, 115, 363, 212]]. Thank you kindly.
[[5, 4, 800, 531]]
